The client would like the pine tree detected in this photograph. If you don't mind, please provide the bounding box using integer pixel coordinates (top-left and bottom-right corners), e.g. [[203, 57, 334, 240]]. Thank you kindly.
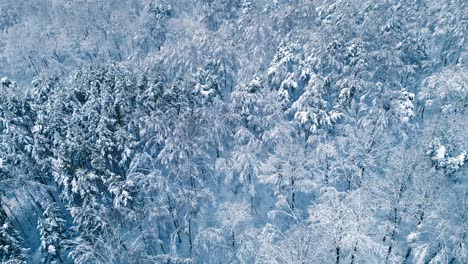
[[0, 222, 29, 263], [38, 203, 66, 264], [293, 74, 342, 137]]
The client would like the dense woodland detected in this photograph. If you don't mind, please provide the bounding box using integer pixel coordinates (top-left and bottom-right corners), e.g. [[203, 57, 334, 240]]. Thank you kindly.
[[0, 0, 467, 263]]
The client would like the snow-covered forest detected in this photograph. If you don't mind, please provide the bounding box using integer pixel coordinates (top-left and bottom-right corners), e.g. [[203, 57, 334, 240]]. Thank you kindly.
[[0, 0, 466, 263]]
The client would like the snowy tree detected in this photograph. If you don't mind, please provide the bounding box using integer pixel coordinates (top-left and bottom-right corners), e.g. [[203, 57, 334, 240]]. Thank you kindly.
[[37, 203, 66, 264], [292, 74, 342, 137], [0, 1, 466, 263], [419, 66, 467, 117], [194, 58, 235, 102], [260, 127, 313, 214], [215, 201, 251, 249], [0, 222, 29, 263]]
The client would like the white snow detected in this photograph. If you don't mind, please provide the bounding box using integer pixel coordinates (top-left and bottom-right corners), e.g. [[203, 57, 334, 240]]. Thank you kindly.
[[436, 145, 446, 160]]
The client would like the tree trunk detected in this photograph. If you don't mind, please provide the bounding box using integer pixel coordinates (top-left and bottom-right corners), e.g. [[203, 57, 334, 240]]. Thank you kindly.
[[188, 218, 193, 252]]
